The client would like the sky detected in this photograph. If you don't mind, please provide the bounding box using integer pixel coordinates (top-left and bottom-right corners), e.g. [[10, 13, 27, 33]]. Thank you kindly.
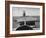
[[12, 7, 40, 16]]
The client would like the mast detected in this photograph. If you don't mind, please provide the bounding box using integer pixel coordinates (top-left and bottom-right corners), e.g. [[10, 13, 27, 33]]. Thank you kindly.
[[23, 11, 26, 25], [23, 11, 26, 17]]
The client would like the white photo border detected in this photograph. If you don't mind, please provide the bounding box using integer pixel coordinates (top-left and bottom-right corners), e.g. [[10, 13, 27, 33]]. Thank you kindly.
[[10, 4, 43, 34]]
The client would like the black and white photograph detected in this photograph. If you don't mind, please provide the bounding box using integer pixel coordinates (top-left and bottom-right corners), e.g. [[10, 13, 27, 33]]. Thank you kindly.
[[12, 7, 40, 31]]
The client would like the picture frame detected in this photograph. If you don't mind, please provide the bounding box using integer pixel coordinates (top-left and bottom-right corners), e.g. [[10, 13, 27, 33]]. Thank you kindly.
[[5, 1, 45, 37]]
